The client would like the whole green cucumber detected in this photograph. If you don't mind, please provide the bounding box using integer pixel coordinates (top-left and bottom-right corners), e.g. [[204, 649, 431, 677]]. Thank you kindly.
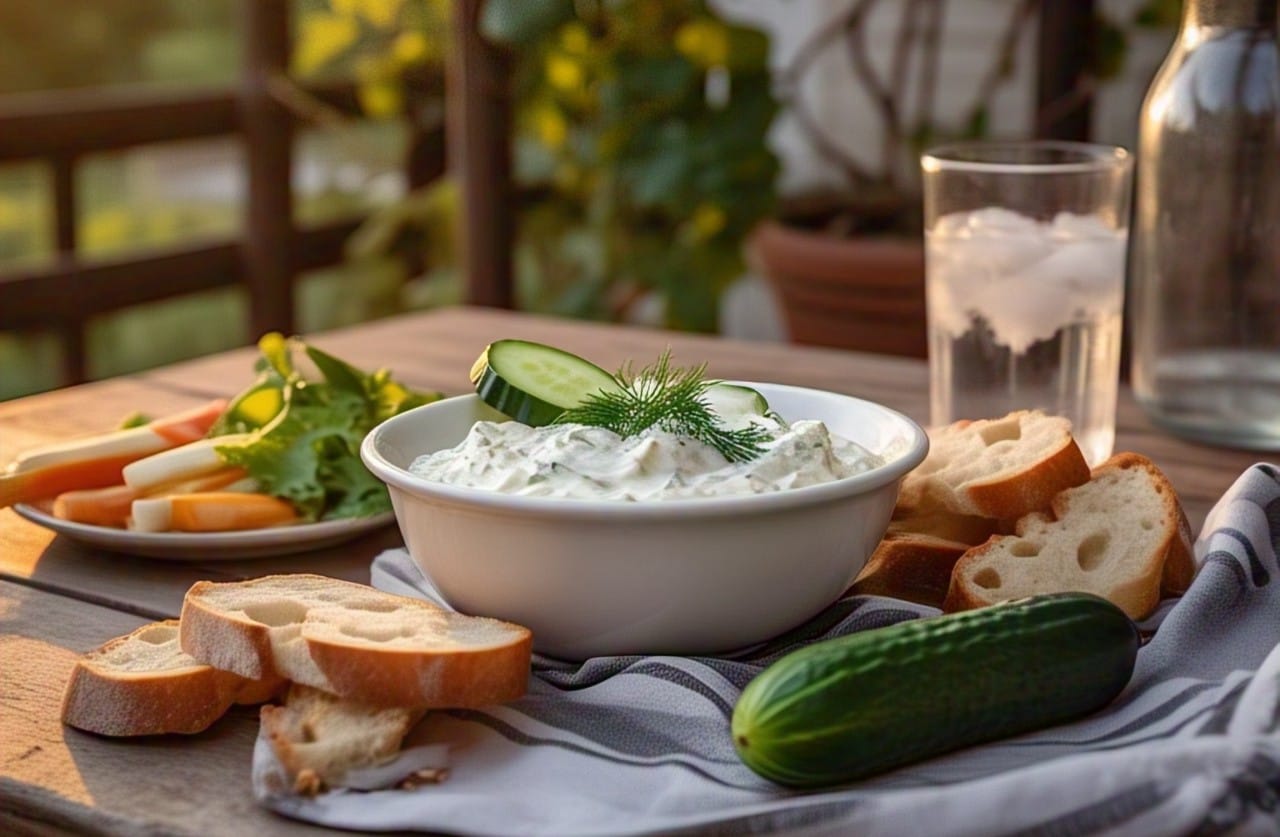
[[731, 593, 1139, 787]]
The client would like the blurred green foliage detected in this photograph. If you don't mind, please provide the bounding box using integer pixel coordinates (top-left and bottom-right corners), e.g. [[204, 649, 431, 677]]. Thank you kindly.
[[336, 0, 779, 331], [493, 0, 779, 330], [0, 2, 422, 400], [293, 0, 450, 113]]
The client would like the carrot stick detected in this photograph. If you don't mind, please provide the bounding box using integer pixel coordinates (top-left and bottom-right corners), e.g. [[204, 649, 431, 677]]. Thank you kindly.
[[0, 453, 143, 510], [52, 485, 140, 527], [149, 399, 228, 445], [49, 468, 252, 528], [166, 493, 298, 532]]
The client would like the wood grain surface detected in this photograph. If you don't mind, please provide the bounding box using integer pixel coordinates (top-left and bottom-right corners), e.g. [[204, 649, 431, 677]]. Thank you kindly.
[[0, 582, 326, 835], [0, 304, 1271, 835]]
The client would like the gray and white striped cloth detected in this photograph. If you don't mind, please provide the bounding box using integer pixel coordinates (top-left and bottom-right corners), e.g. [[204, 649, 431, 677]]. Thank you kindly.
[[255, 463, 1280, 836]]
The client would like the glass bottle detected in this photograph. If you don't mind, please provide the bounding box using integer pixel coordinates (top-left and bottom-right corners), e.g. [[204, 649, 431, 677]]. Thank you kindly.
[[1129, 0, 1280, 450]]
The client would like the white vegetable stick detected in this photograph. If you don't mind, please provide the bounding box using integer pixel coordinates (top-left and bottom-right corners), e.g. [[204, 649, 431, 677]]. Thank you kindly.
[[129, 476, 260, 532], [12, 426, 172, 473], [122, 434, 252, 492], [10, 400, 228, 473], [130, 498, 173, 533], [129, 492, 297, 533]]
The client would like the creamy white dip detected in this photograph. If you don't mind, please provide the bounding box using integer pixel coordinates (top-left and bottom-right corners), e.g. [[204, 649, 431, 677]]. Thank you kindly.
[[409, 418, 884, 501]]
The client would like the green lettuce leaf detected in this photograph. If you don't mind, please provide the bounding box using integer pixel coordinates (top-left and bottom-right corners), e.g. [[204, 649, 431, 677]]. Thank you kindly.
[[214, 334, 441, 521]]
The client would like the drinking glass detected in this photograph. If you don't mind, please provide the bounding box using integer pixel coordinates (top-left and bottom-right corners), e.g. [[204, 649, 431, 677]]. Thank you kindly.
[[921, 141, 1133, 466]]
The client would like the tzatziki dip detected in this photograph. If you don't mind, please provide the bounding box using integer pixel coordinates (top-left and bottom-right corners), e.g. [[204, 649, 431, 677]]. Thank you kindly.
[[409, 417, 884, 501]]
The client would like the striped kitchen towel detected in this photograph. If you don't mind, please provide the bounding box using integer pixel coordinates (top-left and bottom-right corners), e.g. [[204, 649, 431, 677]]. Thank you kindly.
[[254, 463, 1280, 836]]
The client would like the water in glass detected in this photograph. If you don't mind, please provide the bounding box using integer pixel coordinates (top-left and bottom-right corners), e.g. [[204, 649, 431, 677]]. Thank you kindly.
[[926, 207, 1126, 465]]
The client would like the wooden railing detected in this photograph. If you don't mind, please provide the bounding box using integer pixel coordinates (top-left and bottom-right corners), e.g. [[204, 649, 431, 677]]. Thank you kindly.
[[0, 0, 457, 386]]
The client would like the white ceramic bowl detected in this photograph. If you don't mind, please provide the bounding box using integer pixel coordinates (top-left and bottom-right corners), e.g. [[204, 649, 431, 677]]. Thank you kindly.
[[361, 383, 928, 660]]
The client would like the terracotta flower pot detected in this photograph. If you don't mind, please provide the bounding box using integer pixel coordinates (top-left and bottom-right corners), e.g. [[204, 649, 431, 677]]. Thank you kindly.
[[750, 219, 927, 358]]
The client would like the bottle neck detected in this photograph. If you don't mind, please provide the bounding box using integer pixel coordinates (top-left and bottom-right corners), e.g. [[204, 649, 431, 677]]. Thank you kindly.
[[1183, 0, 1278, 29]]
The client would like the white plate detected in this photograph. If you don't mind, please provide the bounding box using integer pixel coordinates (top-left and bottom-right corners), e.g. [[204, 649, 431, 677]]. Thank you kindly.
[[13, 504, 396, 561]]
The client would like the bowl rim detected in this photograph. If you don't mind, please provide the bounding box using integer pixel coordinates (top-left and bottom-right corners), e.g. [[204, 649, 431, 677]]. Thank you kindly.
[[360, 381, 929, 520]]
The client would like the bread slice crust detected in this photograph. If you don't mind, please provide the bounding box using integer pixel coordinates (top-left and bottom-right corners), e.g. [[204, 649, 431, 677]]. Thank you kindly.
[[884, 497, 1001, 547], [61, 619, 282, 737], [903, 411, 1090, 520], [850, 533, 969, 608], [943, 452, 1195, 619], [180, 574, 532, 708]]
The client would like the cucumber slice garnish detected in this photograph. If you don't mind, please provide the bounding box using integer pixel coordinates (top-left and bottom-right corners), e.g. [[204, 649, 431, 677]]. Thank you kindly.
[[471, 340, 619, 426], [704, 382, 770, 431], [705, 383, 769, 417]]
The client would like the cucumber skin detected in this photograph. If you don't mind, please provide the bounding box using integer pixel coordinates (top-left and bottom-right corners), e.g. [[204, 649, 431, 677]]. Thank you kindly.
[[470, 341, 615, 427], [471, 340, 768, 428], [731, 593, 1140, 788], [473, 362, 564, 426]]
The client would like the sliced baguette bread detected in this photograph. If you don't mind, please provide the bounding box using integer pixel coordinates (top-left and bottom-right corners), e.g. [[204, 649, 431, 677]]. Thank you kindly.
[[849, 532, 970, 608], [62, 620, 285, 737], [883, 497, 1001, 546], [943, 452, 1195, 620], [180, 574, 532, 708], [261, 684, 427, 795], [901, 411, 1090, 520], [851, 468, 1002, 607]]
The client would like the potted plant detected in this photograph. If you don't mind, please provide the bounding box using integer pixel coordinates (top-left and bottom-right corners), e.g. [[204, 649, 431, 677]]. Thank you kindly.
[[747, 0, 1182, 357], [741, 0, 1057, 357]]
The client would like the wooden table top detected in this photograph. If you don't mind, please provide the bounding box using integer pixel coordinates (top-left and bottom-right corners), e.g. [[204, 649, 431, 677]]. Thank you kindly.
[[0, 305, 1267, 835]]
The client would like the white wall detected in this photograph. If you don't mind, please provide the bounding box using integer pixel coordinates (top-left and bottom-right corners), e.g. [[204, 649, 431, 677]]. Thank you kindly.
[[715, 0, 1176, 196]]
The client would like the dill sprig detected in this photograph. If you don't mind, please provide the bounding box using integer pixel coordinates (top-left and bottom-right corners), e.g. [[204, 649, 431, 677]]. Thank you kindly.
[[556, 350, 771, 463]]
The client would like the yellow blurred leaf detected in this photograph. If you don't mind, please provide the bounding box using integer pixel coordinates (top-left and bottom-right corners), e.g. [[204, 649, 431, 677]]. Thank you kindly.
[[355, 0, 404, 28], [358, 81, 404, 117], [545, 52, 585, 92], [689, 203, 727, 240], [392, 30, 431, 65], [531, 104, 569, 149], [296, 12, 359, 74], [675, 19, 729, 68], [559, 21, 591, 55]]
